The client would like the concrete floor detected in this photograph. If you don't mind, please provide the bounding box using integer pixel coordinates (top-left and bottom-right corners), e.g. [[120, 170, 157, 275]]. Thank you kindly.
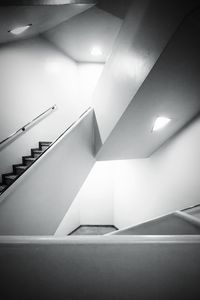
[[69, 225, 118, 235]]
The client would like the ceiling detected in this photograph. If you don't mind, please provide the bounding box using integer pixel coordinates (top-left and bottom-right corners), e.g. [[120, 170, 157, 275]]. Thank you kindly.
[[97, 0, 132, 19], [0, 2, 95, 44], [44, 6, 123, 62]]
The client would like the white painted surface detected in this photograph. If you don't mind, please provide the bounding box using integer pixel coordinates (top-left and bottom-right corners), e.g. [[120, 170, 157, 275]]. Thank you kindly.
[[0, 3, 94, 44], [0, 110, 95, 235], [97, 17, 200, 159], [113, 115, 200, 229], [78, 161, 114, 225], [55, 113, 200, 233], [77, 63, 104, 105], [55, 161, 114, 235], [44, 6, 122, 62], [0, 36, 77, 176], [0, 36, 102, 176], [54, 197, 80, 236], [93, 0, 198, 144]]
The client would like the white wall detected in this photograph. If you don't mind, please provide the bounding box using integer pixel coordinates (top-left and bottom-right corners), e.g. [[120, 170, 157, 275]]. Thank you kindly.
[[79, 161, 114, 225], [114, 115, 200, 229], [0, 110, 95, 235], [77, 63, 104, 106], [54, 197, 80, 236], [55, 161, 114, 235], [54, 112, 200, 233], [0, 36, 77, 176], [0, 37, 103, 177]]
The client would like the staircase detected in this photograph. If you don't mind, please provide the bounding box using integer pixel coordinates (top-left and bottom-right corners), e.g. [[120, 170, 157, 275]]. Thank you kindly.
[[0, 141, 52, 195]]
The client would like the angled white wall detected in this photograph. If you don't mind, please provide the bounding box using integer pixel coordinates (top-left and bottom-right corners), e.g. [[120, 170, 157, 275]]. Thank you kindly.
[[55, 113, 200, 233], [114, 115, 200, 229], [79, 161, 114, 225], [55, 161, 114, 236], [0, 110, 95, 235], [0, 36, 77, 176], [93, 0, 198, 145], [0, 36, 103, 177], [96, 17, 200, 160], [54, 196, 80, 236]]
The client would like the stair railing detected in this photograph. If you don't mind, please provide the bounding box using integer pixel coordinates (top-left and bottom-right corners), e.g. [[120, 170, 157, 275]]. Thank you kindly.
[[0, 104, 57, 147], [0, 106, 92, 196], [181, 203, 200, 212]]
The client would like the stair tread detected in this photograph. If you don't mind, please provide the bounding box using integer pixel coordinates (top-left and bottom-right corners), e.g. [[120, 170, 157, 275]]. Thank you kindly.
[[32, 150, 43, 153], [23, 156, 36, 161], [0, 185, 7, 191], [0, 140, 52, 194], [15, 165, 27, 169], [39, 141, 52, 145], [4, 174, 17, 179]]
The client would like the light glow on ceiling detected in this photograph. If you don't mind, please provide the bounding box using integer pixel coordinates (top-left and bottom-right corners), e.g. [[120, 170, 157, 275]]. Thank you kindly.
[[9, 25, 32, 35], [152, 116, 171, 132], [91, 46, 103, 57]]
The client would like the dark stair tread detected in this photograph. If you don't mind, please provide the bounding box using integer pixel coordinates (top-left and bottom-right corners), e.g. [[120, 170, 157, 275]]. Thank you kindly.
[[39, 142, 52, 151], [2, 173, 18, 186], [22, 156, 37, 166], [39, 141, 52, 146], [15, 165, 27, 170], [4, 174, 18, 180], [0, 185, 7, 192], [23, 156, 36, 161], [0, 140, 52, 195], [32, 149, 43, 153], [13, 164, 28, 175], [31, 149, 43, 157]]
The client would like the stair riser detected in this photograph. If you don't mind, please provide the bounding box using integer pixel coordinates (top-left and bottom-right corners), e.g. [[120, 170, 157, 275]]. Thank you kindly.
[[0, 140, 51, 195], [14, 168, 26, 176], [3, 178, 15, 186], [23, 160, 34, 167], [32, 152, 42, 158], [40, 146, 49, 151], [0, 186, 6, 193]]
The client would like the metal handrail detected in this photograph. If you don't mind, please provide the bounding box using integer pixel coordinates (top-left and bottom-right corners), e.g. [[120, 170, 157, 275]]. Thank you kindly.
[[0, 104, 56, 146], [181, 203, 200, 212], [0, 106, 92, 196]]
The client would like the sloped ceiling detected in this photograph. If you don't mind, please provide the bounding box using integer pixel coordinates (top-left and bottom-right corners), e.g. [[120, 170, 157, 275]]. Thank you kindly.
[[97, 0, 132, 19], [44, 6, 123, 62], [0, 2, 95, 44], [96, 13, 200, 160]]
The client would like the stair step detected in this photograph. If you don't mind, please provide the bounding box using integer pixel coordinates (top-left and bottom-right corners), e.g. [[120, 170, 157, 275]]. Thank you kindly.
[[22, 156, 36, 166], [13, 165, 27, 175], [0, 141, 52, 195], [0, 184, 7, 193], [31, 149, 43, 158], [3, 174, 18, 186], [39, 141, 52, 151]]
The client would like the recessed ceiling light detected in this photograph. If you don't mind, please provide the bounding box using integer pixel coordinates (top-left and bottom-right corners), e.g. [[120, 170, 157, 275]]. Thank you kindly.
[[8, 24, 32, 35], [152, 116, 171, 132], [91, 46, 103, 56]]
